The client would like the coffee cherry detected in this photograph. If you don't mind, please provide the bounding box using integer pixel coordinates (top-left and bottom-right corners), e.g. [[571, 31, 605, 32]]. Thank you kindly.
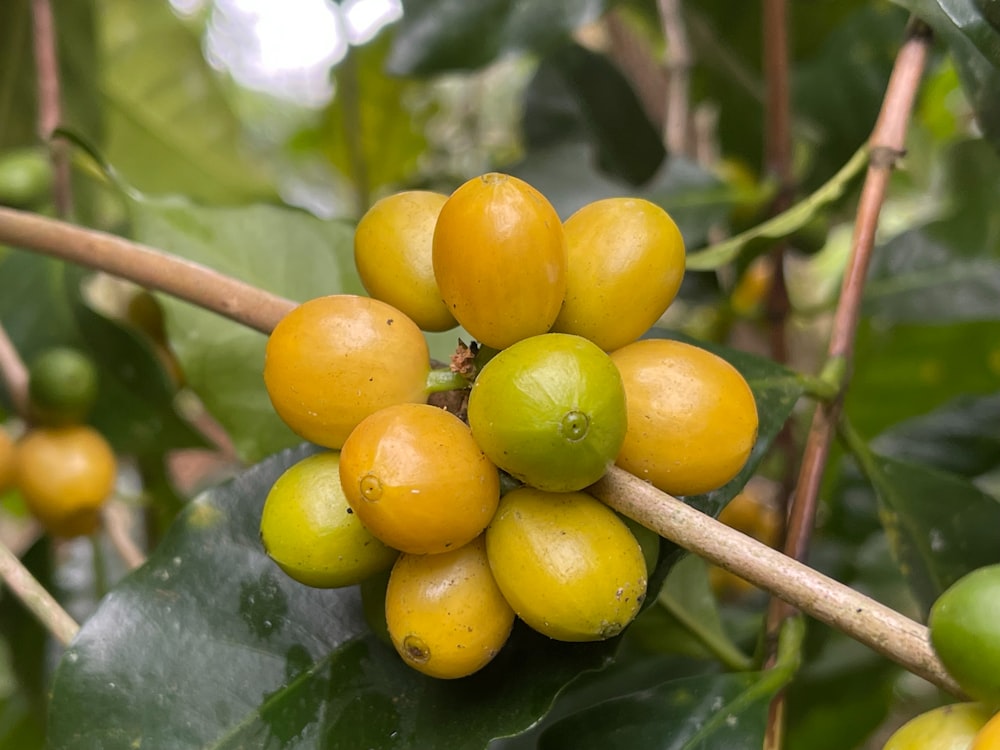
[[263, 295, 429, 449]]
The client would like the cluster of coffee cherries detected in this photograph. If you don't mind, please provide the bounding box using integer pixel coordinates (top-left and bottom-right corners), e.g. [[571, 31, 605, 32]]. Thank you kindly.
[[0, 347, 116, 538], [259, 173, 759, 679]]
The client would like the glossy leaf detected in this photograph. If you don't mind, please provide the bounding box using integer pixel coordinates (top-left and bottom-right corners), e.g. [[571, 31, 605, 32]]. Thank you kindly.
[[846, 319, 1000, 437], [98, 0, 274, 203], [863, 229, 1000, 323], [127, 197, 364, 463], [847, 435, 1000, 616], [48, 444, 620, 749], [387, 0, 606, 75], [530, 42, 666, 185], [537, 670, 786, 750], [893, 0, 1000, 150]]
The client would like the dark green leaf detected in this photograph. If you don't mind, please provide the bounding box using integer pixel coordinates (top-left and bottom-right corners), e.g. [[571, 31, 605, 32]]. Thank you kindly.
[[97, 0, 274, 203], [48, 445, 621, 749], [846, 319, 1000, 437], [871, 392, 1000, 478], [893, 0, 1000, 150], [848, 438, 1000, 616], [387, 0, 606, 75], [0, 0, 101, 151], [538, 670, 785, 750], [863, 230, 1000, 323], [532, 42, 666, 185], [127, 197, 364, 462], [0, 251, 202, 455]]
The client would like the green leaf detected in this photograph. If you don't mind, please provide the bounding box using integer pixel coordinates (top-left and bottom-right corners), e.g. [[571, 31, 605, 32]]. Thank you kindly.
[[843, 424, 1000, 616], [126, 196, 363, 463], [893, 0, 1000, 150], [387, 0, 607, 75], [97, 0, 274, 203], [863, 229, 1000, 323], [0, 251, 202, 455], [627, 555, 752, 671], [48, 444, 620, 749], [846, 319, 1000, 437], [537, 671, 783, 749], [529, 42, 666, 185], [305, 31, 430, 211], [0, 0, 101, 151], [870, 392, 1000, 478], [685, 145, 869, 271]]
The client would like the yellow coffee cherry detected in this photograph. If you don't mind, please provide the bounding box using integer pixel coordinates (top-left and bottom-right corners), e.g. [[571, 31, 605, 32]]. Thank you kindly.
[[263, 295, 429, 449], [0, 426, 15, 493], [339, 403, 500, 555], [611, 338, 758, 496], [486, 487, 647, 642], [972, 709, 1000, 750], [16, 425, 116, 537], [385, 536, 515, 679], [551, 197, 685, 351], [881, 703, 992, 750], [432, 172, 567, 349], [354, 191, 457, 332]]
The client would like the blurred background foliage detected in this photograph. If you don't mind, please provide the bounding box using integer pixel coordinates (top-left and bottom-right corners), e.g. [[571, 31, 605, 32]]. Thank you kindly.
[[1, 0, 1000, 748]]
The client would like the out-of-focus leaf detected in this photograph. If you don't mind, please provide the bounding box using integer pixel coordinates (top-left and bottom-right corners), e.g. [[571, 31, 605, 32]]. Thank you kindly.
[[685, 145, 868, 271], [863, 230, 1000, 322], [893, 0, 1000, 150], [847, 433, 1000, 616], [387, 0, 606, 75], [48, 444, 621, 749], [626, 555, 751, 669], [792, 5, 906, 189], [871, 392, 1000, 478], [846, 319, 1000, 437], [926, 137, 1000, 254], [303, 31, 430, 211], [127, 196, 365, 463], [532, 42, 666, 185], [97, 0, 274, 203], [538, 670, 786, 750], [0, 0, 101, 151], [0, 252, 203, 456]]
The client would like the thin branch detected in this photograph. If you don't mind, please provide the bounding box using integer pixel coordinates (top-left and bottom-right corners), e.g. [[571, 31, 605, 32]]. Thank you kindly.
[[0, 538, 79, 646], [0, 207, 295, 335], [604, 10, 668, 131], [764, 13, 934, 660], [102, 500, 147, 571], [30, 0, 72, 217], [657, 0, 692, 156], [0, 321, 30, 417], [591, 466, 963, 696]]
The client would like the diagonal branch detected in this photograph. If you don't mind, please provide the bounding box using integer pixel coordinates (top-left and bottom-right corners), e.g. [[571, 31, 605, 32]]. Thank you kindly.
[[0, 206, 295, 334], [765, 15, 934, 648]]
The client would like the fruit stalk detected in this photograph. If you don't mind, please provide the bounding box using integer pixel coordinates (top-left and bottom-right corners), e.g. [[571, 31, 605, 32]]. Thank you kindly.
[[591, 465, 963, 696], [0, 206, 295, 334], [0, 321, 30, 417], [0, 537, 79, 646]]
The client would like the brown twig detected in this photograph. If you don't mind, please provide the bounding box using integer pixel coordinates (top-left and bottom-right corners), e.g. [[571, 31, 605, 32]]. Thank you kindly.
[[592, 466, 963, 696], [604, 10, 668, 130], [764, 13, 934, 665], [657, 0, 692, 156], [0, 207, 296, 334], [0, 321, 30, 417], [102, 500, 147, 571], [30, 0, 72, 217], [0, 537, 79, 646]]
